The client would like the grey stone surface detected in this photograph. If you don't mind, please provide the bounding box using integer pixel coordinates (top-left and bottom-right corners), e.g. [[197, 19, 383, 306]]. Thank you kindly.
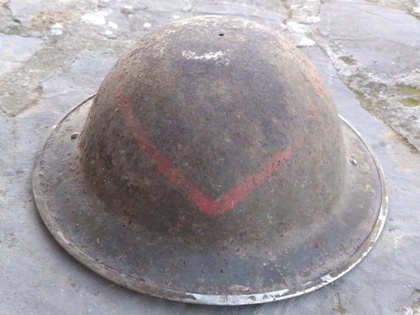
[[314, 1, 420, 151], [0, 0, 419, 314], [0, 34, 42, 76]]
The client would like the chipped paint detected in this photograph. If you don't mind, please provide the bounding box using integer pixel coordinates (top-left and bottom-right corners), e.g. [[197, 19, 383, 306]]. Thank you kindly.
[[56, 230, 71, 245], [182, 50, 230, 65], [321, 274, 334, 282], [187, 289, 290, 305]]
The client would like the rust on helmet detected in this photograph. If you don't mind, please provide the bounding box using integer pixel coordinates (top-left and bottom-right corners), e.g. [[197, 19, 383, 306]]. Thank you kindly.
[[78, 16, 344, 234], [33, 16, 387, 305]]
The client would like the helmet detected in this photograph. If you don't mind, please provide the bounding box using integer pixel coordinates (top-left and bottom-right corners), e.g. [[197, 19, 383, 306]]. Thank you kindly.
[[33, 16, 387, 305]]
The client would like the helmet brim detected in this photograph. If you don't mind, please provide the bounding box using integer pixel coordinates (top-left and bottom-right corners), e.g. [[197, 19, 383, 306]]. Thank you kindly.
[[32, 96, 387, 305]]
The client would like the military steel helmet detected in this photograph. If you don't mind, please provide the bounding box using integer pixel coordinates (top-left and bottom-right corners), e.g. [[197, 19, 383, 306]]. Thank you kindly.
[[33, 16, 387, 305]]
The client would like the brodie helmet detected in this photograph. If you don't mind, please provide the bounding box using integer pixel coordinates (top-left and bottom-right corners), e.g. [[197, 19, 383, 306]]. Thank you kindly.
[[33, 16, 387, 305]]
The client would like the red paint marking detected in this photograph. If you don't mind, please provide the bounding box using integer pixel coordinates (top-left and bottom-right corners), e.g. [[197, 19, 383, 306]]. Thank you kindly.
[[312, 66, 323, 98], [115, 61, 294, 216], [188, 148, 293, 216]]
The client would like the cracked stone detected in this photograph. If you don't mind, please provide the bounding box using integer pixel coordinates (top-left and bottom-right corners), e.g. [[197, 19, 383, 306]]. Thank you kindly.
[[191, 1, 288, 24], [0, 2, 25, 35], [316, 0, 420, 151], [365, 0, 415, 12], [0, 34, 43, 76], [318, 2, 420, 77], [282, 0, 321, 24]]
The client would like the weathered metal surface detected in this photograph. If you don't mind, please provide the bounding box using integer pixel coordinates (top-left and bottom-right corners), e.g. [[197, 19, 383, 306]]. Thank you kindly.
[[32, 16, 387, 305]]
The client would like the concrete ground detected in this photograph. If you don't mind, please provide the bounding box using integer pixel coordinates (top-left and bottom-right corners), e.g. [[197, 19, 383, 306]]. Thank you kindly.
[[0, 0, 419, 314]]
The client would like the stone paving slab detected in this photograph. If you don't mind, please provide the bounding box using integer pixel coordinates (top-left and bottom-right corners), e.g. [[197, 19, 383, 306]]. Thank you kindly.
[[0, 0, 419, 314], [315, 1, 420, 152]]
